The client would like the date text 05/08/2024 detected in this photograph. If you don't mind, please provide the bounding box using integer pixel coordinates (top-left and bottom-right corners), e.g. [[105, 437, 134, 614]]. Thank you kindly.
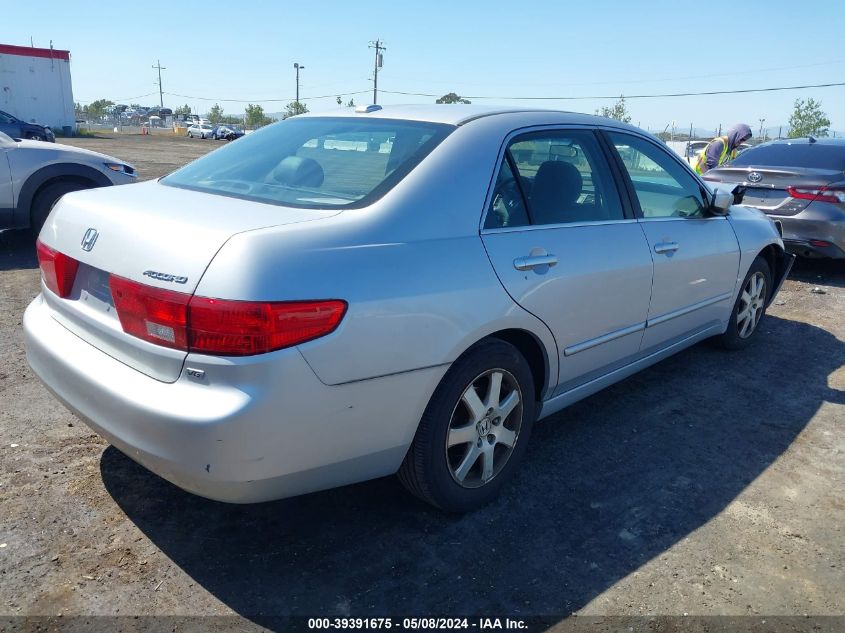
[[307, 618, 528, 630]]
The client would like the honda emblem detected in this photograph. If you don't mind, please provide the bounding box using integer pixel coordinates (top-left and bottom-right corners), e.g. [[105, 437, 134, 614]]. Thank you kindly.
[[81, 228, 99, 252]]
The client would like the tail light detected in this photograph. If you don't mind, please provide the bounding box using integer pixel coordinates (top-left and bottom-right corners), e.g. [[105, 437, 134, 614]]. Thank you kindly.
[[188, 296, 347, 355], [109, 277, 190, 349], [110, 275, 346, 356], [787, 186, 845, 204], [36, 239, 79, 298]]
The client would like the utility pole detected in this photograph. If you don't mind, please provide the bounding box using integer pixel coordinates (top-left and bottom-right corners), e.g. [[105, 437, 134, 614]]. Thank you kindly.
[[152, 60, 166, 108], [369, 39, 386, 104], [293, 63, 305, 104]]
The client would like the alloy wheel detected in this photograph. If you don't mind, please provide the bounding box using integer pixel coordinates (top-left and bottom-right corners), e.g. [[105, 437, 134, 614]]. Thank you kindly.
[[446, 368, 523, 488], [737, 271, 767, 338]]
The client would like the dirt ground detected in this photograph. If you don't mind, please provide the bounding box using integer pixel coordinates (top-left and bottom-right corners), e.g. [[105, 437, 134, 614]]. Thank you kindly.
[[58, 132, 221, 180], [0, 135, 843, 628]]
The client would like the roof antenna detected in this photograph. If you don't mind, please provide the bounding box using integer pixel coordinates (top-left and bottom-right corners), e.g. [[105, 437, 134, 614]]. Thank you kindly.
[[808, 135, 817, 143]]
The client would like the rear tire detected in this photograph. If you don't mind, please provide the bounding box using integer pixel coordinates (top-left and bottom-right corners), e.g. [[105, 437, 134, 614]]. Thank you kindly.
[[30, 181, 96, 236], [398, 339, 536, 512], [714, 255, 772, 350]]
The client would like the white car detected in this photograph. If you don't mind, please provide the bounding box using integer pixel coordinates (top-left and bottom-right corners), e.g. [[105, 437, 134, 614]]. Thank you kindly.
[[0, 131, 137, 233], [187, 123, 214, 139]]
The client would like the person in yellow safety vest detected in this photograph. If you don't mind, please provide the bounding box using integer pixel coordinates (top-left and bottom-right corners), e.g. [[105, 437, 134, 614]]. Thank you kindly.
[[694, 123, 752, 175]]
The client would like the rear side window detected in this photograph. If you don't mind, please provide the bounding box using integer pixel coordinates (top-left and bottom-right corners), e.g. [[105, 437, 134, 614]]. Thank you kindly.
[[485, 129, 623, 229], [729, 143, 845, 170], [163, 117, 453, 209]]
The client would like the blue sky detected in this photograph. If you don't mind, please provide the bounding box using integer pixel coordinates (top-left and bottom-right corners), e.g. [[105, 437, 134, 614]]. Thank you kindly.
[[6, 0, 844, 134]]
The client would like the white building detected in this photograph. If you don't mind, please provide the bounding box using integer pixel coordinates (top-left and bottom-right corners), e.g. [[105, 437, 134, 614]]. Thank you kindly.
[[0, 43, 75, 132]]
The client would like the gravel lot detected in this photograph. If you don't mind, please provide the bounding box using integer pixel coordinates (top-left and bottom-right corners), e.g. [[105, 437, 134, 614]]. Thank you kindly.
[[0, 135, 843, 628]]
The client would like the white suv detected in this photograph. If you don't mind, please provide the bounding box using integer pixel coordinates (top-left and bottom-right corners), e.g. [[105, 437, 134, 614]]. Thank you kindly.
[[0, 132, 137, 233]]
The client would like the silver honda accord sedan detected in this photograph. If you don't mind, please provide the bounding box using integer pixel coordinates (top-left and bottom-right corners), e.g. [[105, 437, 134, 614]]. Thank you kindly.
[[25, 105, 793, 511]]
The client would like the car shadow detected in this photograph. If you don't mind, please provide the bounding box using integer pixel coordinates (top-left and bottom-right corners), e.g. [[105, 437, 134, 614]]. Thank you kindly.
[[789, 256, 845, 289], [101, 315, 843, 620], [0, 229, 37, 271]]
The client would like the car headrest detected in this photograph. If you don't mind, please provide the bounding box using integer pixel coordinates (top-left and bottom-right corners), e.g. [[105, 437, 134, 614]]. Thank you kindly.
[[272, 156, 324, 188], [534, 161, 582, 205]]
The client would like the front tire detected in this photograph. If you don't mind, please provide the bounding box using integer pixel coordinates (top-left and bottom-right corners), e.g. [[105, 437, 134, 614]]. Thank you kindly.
[[26, 133, 45, 142], [398, 339, 537, 512], [715, 255, 772, 350], [30, 181, 96, 235]]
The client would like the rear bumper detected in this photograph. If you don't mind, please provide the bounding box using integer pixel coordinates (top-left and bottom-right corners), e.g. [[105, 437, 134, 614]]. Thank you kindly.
[[24, 294, 446, 503], [773, 208, 845, 259], [783, 238, 845, 259]]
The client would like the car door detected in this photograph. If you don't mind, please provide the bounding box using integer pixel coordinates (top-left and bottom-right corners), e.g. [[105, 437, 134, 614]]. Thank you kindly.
[[0, 110, 22, 139], [0, 146, 13, 226], [481, 128, 654, 395], [604, 131, 740, 354]]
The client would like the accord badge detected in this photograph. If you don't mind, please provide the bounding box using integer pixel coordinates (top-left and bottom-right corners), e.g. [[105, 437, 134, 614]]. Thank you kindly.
[[143, 270, 188, 284]]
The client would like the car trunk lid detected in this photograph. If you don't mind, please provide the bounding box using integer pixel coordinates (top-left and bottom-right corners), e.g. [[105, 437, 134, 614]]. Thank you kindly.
[[38, 180, 340, 382], [704, 165, 843, 215]]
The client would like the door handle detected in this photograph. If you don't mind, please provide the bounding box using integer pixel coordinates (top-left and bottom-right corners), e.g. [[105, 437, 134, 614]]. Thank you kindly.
[[654, 242, 680, 254], [513, 254, 558, 271]]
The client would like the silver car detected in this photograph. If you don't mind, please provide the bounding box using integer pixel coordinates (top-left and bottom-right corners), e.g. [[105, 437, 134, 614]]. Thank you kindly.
[[0, 131, 137, 233], [187, 123, 215, 139], [24, 106, 792, 512], [703, 137, 845, 259]]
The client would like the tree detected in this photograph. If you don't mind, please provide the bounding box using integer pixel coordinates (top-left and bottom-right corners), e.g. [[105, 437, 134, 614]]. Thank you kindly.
[[174, 104, 191, 116], [436, 92, 471, 104], [208, 103, 224, 125], [345, 98, 355, 108], [87, 99, 114, 121], [788, 98, 830, 138], [596, 96, 631, 123], [244, 104, 266, 128], [282, 101, 309, 119]]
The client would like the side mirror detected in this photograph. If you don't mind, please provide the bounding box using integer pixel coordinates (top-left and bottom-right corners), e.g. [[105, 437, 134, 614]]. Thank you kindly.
[[731, 185, 747, 205], [709, 188, 733, 216]]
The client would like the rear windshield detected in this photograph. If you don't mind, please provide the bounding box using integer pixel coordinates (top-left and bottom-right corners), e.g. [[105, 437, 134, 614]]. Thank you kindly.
[[163, 117, 454, 208], [730, 143, 845, 170]]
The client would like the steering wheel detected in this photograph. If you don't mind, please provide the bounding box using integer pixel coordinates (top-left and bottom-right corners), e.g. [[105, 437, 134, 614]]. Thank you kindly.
[[490, 177, 523, 227]]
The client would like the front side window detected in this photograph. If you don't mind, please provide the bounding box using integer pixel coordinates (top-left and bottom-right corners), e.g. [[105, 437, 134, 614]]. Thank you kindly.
[[485, 130, 623, 229], [163, 117, 453, 209], [609, 132, 707, 219]]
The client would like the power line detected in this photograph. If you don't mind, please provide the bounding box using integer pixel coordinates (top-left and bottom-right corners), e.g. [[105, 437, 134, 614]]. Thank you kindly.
[[379, 81, 845, 101], [76, 92, 158, 104], [85, 79, 845, 108], [162, 89, 370, 103]]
